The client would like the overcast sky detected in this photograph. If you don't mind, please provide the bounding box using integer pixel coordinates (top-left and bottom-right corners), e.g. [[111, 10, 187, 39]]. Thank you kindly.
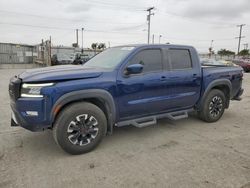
[[0, 0, 249, 52]]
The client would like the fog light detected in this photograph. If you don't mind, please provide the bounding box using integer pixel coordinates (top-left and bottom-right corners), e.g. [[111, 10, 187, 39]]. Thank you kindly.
[[26, 111, 38, 116]]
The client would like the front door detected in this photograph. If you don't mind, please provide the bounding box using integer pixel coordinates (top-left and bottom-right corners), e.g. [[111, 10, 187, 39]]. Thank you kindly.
[[116, 48, 169, 120]]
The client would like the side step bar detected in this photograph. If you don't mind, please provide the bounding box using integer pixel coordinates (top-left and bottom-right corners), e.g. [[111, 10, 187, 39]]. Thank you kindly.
[[121, 117, 157, 128], [166, 111, 188, 121], [116, 109, 191, 128]]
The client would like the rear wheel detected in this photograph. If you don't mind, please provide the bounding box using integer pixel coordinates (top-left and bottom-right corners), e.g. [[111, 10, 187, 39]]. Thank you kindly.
[[53, 102, 107, 155], [198, 89, 226, 122]]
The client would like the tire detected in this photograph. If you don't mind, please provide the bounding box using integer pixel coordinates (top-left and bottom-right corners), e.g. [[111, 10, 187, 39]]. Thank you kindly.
[[53, 102, 107, 155], [243, 68, 249, 73], [198, 89, 226, 123]]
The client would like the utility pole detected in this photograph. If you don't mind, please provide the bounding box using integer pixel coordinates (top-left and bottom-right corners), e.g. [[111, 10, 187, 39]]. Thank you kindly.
[[209, 40, 214, 58], [49, 36, 51, 66], [159, 35, 162, 44], [146, 7, 154, 44], [81, 28, 84, 54], [152, 34, 155, 44], [236, 24, 245, 54], [210, 40, 214, 49], [76, 29, 79, 47]]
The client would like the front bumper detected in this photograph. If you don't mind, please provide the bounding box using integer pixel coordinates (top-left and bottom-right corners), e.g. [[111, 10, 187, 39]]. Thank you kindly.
[[9, 76, 56, 132], [9, 76, 53, 132], [11, 112, 18, 127], [10, 97, 52, 132]]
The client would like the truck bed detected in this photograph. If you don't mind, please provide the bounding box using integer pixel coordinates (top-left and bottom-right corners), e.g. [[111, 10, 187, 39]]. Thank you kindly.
[[201, 65, 243, 99]]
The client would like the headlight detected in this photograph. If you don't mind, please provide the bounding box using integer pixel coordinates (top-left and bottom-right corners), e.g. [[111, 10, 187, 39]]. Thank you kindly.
[[21, 83, 54, 98]]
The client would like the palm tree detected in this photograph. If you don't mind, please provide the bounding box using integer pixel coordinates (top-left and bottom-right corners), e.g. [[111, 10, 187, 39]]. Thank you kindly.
[[97, 43, 106, 50], [91, 43, 98, 54]]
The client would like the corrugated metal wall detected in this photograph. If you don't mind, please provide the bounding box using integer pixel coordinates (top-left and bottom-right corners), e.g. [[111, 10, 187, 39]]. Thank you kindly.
[[51, 47, 96, 58], [0, 43, 36, 64]]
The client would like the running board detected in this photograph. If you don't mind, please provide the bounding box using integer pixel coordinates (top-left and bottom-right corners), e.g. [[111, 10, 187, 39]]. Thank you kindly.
[[127, 117, 156, 128], [116, 109, 191, 128], [166, 111, 188, 121]]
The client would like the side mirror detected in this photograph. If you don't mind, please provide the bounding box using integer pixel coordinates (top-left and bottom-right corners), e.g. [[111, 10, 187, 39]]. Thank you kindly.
[[125, 64, 143, 75]]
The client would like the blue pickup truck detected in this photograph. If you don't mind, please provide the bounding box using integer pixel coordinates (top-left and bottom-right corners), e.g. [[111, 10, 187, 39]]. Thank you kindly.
[[9, 44, 244, 154]]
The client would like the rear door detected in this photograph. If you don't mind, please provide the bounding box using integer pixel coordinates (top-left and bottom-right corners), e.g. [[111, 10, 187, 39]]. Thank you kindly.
[[163, 48, 201, 110]]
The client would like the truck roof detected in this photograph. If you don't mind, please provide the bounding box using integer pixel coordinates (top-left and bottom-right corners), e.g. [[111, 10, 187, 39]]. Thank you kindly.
[[114, 44, 195, 49]]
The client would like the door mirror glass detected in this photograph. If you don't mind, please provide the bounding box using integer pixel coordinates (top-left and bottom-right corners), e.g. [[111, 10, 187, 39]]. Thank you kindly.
[[125, 64, 143, 75]]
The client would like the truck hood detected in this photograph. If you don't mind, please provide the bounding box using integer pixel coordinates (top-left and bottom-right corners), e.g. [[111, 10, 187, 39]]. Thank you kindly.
[[19, 65, 103, 82]]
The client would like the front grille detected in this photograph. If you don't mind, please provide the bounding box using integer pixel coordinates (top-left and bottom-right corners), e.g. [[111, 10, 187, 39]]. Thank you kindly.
[[9, 76, 21, 101]]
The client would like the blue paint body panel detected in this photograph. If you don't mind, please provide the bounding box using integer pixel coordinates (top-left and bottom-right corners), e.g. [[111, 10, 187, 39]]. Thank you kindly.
[[9, 44, 244, 131]]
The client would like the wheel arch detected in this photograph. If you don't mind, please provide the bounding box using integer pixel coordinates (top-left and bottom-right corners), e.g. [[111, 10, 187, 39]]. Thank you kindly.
[[51, 89, 116, 135], [198, 79, 232, 110]]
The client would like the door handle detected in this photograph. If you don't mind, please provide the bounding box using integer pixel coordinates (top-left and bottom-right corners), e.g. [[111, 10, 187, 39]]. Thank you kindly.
[[192, 74, 200, 82], [160, 76, 167, 81], [193, 74, 199, 79]]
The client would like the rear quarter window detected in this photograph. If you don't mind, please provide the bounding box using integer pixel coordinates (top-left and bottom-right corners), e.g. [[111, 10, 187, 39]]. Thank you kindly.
[[169, 49, 192, 70]]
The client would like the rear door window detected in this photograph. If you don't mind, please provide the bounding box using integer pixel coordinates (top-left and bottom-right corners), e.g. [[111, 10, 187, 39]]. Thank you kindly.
[[168, 49, 192, 70]]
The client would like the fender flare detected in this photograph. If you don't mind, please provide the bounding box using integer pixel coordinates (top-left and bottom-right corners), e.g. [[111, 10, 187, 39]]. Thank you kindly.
[[51, 89, 116, 133], [198, 79, 232, 109]]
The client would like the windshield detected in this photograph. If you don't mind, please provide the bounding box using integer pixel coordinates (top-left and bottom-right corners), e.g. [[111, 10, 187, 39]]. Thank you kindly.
[[84, 47, 134, 69]]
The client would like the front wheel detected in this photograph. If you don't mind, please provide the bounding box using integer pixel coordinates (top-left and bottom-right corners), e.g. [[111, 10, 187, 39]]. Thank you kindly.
[[198, 89, 226, 123], [53, 102, 107, 155]]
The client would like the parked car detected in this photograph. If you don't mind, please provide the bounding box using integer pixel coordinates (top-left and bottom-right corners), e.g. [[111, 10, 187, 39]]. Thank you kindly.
[[9, 44, 244, 154], [72, 53, 90, 65], [51, 54, 73, 66], [232, 59, 250, 72]]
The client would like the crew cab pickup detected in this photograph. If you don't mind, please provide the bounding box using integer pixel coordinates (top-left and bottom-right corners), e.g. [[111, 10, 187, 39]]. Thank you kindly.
[[9, 44, 244, 154]]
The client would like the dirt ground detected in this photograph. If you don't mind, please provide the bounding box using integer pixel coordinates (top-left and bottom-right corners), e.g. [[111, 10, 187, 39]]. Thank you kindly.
[[0, 68, 250, 188]]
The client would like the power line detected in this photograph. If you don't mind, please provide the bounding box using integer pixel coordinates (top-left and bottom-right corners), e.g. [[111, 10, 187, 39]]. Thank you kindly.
[[52, 30, 75, 40], [0, 9, 143, 25], [111, 23, 147, 31], [79, 0, 146, 11], [243, 43, 248, 50], [0, 21, 241, 43], [236, 24, 246, 54], [0, 21, 146, 35], [156, 10, 246, 27], [163, 37, 236, 42], [85, 28, 144, 34], [0, 22, 72, 30]]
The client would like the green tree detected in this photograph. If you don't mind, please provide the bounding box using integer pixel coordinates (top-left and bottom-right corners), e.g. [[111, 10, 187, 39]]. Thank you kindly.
[[97, 43, 106, 50], [217, 49, 235, 56], [238, 49, 250, 56], [91, 43, 98, 50], [91, 43, 98, 54]]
